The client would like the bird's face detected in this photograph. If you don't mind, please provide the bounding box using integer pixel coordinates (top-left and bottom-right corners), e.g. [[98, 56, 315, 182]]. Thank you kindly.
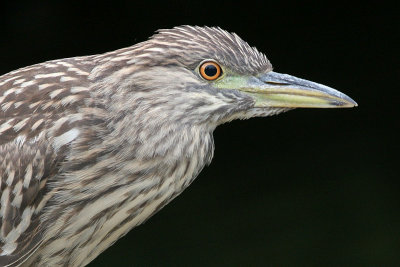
[[135, 26, 357, 124]]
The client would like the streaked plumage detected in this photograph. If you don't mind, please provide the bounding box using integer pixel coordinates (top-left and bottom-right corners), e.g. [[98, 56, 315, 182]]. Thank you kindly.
[[0, 26, 356, 267]]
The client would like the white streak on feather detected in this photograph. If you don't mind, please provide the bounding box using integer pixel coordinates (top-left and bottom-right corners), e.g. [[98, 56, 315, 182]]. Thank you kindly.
[[57, 62, 74, 67], [4, 207, 33, 244], [52, 128, 80, 151], [3, 88, 17, 96], [35, 72, 65, 79], [61, 95, 79, 106], [11, 191, 22, 209], [0, 242, 17, 255], [68, 68, 90, 76], [23, 164, 33, 188], [13, 118, 29, 132], [110, 56, 130, 62], [0, 75, 21, 86], [31, 119, 44, 131], [1, 101, 13, 112], [21, 80, 36, 88], [145, 47, 165, 53], [70, 86, 89, 93], [5, 169, 15, 187], [38, 83, 55, 90], [0, 188, 10, 218], [49, 88, 65, 99], [0, 119, 15, 133], [12, 181, 23, 198], [60, 76, 77, 82], [44, 63, 58, 68], [14, 101, 24, 108]]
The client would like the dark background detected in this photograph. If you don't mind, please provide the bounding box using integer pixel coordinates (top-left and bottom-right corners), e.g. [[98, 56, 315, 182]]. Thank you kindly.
[[1, 1, 398, 266]]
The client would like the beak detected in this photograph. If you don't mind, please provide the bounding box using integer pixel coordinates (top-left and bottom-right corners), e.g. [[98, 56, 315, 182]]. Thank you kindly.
[[241, 71, 357, 108]]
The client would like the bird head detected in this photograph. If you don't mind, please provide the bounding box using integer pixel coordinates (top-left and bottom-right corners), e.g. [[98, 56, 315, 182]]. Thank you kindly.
[[97, 26, 357, 127]]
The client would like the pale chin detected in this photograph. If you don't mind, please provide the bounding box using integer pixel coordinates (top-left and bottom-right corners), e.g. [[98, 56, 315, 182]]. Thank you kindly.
[[243, 107, 293, 118], [218, 107, 292, 125]]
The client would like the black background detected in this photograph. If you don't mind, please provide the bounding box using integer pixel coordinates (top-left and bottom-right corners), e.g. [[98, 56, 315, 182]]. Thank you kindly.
[[1, 1, 398, 266]]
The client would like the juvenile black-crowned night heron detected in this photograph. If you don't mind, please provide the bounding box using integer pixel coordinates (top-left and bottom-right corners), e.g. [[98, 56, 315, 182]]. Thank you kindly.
[[0, 26, 357, 266]]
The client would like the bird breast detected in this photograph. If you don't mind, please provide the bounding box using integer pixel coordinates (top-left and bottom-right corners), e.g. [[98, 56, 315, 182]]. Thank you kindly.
[[29, 123, 215, 266]]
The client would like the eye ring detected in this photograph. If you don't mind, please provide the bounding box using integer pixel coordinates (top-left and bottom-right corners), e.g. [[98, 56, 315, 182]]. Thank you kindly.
[[199, 61, 222, 81]]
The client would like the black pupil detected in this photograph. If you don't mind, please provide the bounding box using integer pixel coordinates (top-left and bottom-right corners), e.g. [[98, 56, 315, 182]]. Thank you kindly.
[[204, 64, 217, 77]]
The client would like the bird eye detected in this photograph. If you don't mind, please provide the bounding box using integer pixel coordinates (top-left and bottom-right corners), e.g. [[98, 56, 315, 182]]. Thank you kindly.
[[199, 61, 222, 81]]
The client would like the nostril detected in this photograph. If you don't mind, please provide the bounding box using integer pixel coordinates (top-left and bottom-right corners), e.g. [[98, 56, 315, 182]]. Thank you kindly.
[[265, 81, 290, 86]]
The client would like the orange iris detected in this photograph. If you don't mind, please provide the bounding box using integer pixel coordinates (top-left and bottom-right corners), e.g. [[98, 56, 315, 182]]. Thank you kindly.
[[199, 61, 222, 80]]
